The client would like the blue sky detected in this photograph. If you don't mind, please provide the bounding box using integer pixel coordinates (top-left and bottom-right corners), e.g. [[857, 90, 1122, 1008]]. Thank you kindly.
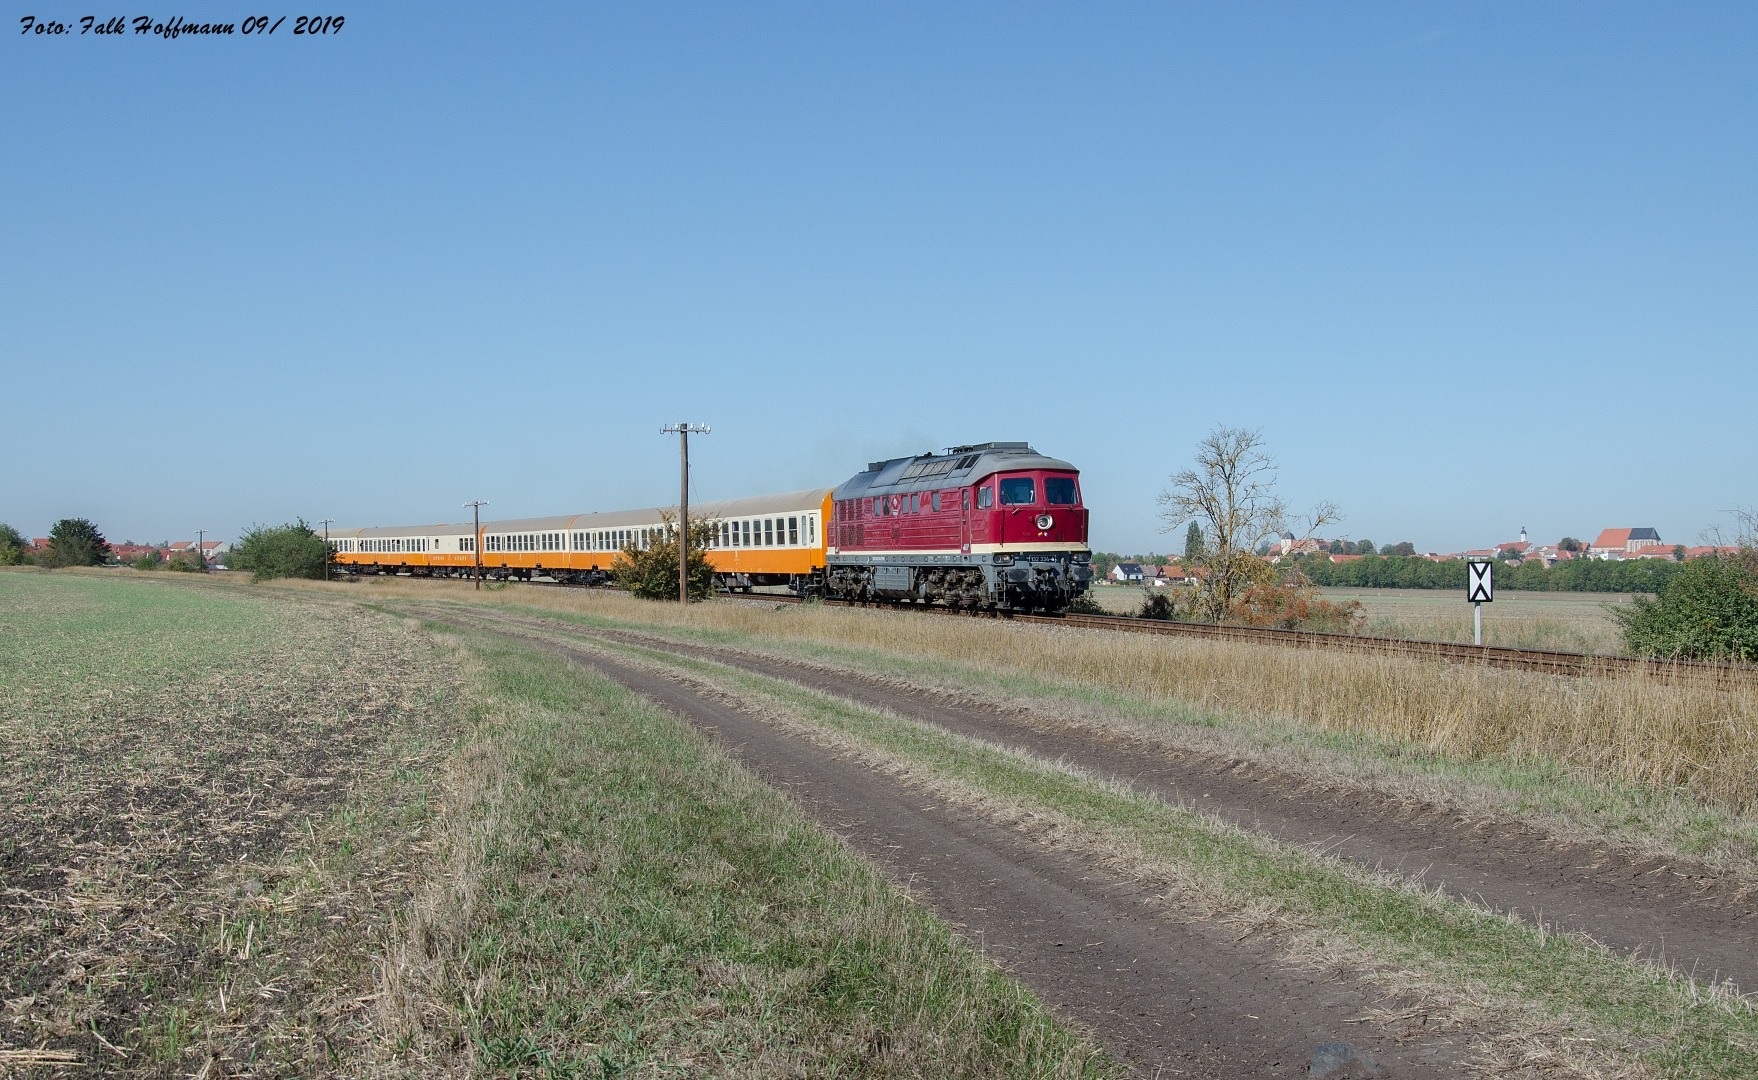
[[5, 3, 1754, 553]]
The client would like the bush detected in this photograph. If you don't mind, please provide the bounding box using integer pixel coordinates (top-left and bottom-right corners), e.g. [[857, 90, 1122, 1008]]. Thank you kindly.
[[1613, 553, 1758, 661], [230, 521, 330, 582], [40, 518, 112, 568], [1064, 591, 1106, 615], [613, 514, 717, 600], [1136, 593, 1184, 620], [1228, 582, 1363, 632], [132, 548, 164, 571], [0, 523, 25, 566], [166, 549, 206, 572]]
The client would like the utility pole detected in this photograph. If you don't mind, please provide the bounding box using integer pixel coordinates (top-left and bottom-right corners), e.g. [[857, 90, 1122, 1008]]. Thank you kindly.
[[317, 519, 334, 582], [196, 529, 207, 573], [661, 422, 709, 604], [464, 501, 488, 590]]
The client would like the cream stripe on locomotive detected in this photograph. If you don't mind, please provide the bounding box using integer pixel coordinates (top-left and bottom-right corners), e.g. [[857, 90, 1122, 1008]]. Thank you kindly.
[[830, 542, 1091, 557]]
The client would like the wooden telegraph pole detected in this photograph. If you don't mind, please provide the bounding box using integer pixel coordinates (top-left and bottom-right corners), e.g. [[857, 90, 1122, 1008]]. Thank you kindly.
[[661, 423, 709, 604], [464, 501, 488, 589], [318, 519, 334, 581]]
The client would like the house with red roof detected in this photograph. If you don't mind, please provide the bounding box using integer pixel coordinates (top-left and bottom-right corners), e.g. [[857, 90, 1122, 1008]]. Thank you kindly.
[[1590, 528, 1663, 557]]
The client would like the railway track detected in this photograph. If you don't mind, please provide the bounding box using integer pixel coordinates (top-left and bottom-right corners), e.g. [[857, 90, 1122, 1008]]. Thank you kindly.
[[346, 572, 1753, 681], [727, 591, 1755, 682]]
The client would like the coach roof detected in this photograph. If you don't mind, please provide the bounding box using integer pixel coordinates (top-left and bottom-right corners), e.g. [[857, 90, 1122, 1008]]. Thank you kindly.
[[833, 442, 1077, 500]]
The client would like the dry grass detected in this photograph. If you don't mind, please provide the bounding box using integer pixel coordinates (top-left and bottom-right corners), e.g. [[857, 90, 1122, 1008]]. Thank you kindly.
[[1333, 588, 1631, 654], [0, 571, 463, 1076], [280, 578, 1758, 814]]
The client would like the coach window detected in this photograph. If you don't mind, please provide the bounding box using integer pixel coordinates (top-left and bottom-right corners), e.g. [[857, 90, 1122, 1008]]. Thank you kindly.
[[809, 516, 816, 544], [762, 519, 771, 546], [788, 517, 798, 544], [977, 487, 993, 509]]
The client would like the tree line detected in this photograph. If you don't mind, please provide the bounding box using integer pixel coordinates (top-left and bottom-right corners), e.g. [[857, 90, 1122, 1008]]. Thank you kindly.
[[1293, 552, 1687, 593]]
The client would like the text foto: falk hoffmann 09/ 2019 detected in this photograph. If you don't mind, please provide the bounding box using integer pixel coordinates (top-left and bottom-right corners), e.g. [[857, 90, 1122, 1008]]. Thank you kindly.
[[20, 15, 344, 38]]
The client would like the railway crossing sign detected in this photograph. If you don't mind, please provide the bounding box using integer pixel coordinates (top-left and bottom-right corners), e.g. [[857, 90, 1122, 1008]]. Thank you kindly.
[[1466, 559, 1493, 646], [1466, 560, 1493, 603]]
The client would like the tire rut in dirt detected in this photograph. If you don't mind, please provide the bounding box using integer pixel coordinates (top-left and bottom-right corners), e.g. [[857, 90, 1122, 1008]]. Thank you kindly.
[[526, 637, 1472, 1077], [570, 625, 1758, 995]]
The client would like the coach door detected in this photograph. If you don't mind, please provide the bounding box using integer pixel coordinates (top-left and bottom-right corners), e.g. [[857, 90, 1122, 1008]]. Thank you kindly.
[[960, 489, 972, 554]]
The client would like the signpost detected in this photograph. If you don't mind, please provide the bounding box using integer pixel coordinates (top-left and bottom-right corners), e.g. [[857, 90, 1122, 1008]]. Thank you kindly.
[[1466, 559, 1493, 645]]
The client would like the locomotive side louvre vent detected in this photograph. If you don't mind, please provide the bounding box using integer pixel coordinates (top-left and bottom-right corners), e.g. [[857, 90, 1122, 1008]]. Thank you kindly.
[[900, 458, 961, 481]]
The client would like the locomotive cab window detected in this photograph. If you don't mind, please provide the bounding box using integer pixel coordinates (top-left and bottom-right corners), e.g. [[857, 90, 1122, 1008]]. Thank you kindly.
[[977, 487, 993, 509], [999, 478, 1035, 505]]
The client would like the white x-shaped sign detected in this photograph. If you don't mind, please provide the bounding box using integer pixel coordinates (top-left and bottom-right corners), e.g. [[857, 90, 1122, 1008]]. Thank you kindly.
[[1467, 561, 1493, 603]]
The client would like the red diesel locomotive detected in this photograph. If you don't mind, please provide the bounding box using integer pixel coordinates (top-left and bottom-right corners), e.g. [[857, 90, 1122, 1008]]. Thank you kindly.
[[823, 441, 1093, 612]]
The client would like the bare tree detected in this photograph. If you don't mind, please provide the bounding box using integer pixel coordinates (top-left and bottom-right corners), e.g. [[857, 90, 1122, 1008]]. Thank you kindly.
[[1158, 426, 1338, 622], [1704, 506, 1758, 552]]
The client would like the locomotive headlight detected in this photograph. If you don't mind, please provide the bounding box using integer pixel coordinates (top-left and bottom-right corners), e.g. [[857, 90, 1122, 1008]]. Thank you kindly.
[[1035, 514, 1053, 530]]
